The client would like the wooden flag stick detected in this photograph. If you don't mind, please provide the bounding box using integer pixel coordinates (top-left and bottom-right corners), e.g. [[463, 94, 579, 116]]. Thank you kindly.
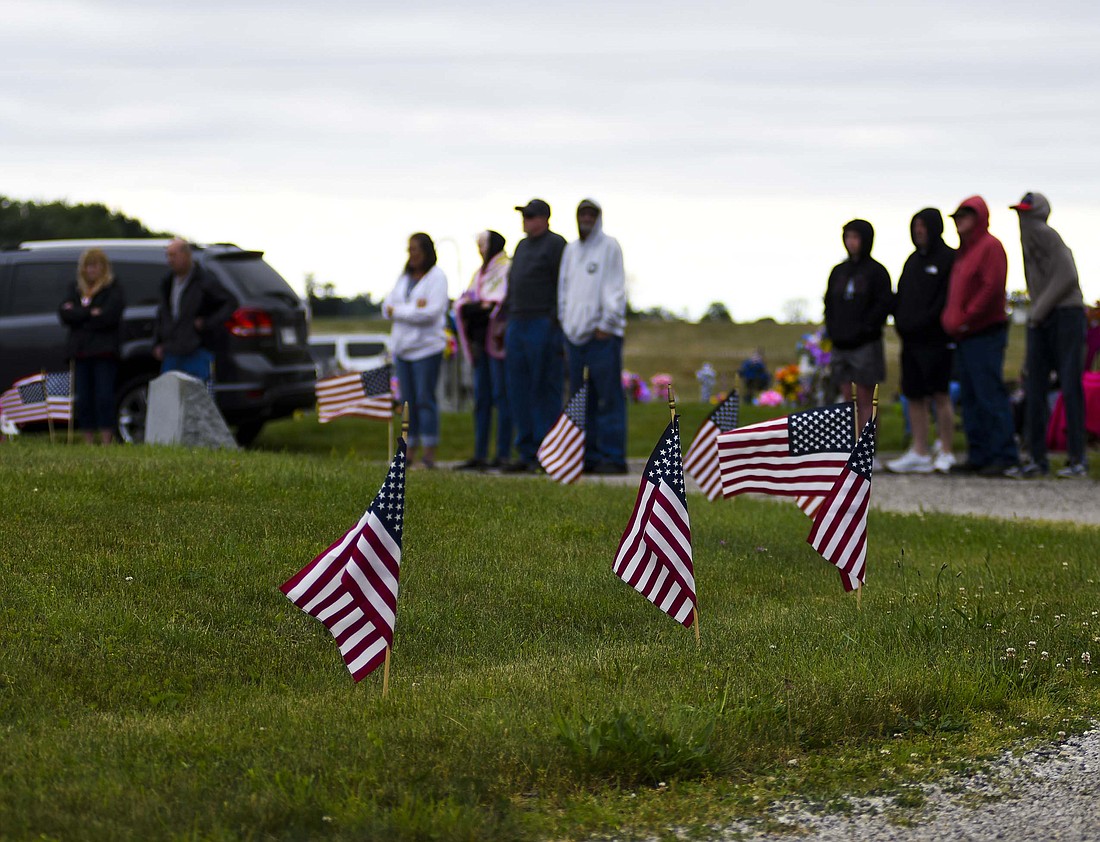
[[667, 383, 675, 421], [850, 381, 862, 608], [387, 401, 396, 463], [43, 371, 55, 445], [382, 650, 391, 698]]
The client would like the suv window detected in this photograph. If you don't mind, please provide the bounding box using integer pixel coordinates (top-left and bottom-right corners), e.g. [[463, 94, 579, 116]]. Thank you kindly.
[[8, 263, 74, 316], [113, 261, 165, 306], [347, 341, 386, 357], [211, 257, 298, 301]]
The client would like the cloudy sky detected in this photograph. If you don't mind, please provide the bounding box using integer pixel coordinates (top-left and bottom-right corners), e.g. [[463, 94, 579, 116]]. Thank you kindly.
[[3, 0, 1099, 320]]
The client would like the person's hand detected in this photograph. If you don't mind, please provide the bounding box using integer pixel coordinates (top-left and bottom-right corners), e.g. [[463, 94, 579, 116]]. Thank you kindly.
[[594, 329, 610, 340], [386, 305, 394, 318], [90, 308, 102, 317], [61, 302, 74, 310], [153, 344, 164, 361], [482, 301, 493, 310], [194, 317, 204, 331], [416, 298, 427, 308]]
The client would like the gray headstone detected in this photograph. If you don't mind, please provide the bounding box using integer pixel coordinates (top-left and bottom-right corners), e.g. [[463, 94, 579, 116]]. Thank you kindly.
[[144, 371, 238, 450]]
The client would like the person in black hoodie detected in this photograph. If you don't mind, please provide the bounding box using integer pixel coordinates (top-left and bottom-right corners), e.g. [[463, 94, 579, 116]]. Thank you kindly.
[[887, 209, 957, 474], [58, 248, 126, 444], [823, 219, 893, 431]]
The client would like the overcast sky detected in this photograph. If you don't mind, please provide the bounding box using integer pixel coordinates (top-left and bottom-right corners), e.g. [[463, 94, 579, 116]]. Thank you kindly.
[[3, 0, 1098, 320]]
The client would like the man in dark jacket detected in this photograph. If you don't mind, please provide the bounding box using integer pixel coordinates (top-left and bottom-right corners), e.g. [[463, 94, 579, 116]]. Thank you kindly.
[[153, 239, 235, 381], [1008, 191, 1088, 478], [502, 199, 567, 472], [941, 196, 1018, 475], [824, 218, 893, 432], [887, 209, 957, 474]]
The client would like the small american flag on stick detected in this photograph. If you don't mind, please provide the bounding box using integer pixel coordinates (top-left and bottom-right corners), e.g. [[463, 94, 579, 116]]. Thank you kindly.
[[45, 371, 73, 423], [537, 382, 587, 484], [807, 416, 876, 592], [683, 391, 739, 500], [281, 437, 407, 682], [316, 365, 393, 423], [0, 374, 50, 425], [613, 415, 696, 628], [718, 402, 855, 498]]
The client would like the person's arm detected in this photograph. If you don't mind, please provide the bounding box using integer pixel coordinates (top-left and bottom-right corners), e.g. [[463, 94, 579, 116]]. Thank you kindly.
[[596, 240, 627, 338], [557, 246, 570, 327], [197, 274, 236, 331], [862, 265, 893, 336], [388, 271, 449, 325], [964, 242, 1009, 324], [87, 284, 126, 330], [58, 287, 89, 325], [1029, 230, 1080, 325]]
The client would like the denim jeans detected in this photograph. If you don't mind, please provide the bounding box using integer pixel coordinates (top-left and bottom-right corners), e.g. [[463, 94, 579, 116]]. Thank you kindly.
[[162, 348, 214, 382], [74, 357, 118, 430], [566, 335, 626, 468], [473, 353, 512, 461], [505, 317, 564, 464], [1026, 307, 1087, 468], [955, 325, 1018, 467], [395, 353, 442, 447]]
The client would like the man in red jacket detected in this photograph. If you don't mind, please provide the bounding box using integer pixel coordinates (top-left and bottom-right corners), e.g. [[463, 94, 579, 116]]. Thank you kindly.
[[940, 196, 1019, 475]]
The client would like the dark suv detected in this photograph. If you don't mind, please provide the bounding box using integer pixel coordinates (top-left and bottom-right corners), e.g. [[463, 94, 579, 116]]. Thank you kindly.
[[0, 239, 316, 444]]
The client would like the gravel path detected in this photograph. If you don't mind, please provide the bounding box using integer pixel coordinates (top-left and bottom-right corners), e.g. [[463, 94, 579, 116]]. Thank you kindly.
[[725, 728, 1100, 841]]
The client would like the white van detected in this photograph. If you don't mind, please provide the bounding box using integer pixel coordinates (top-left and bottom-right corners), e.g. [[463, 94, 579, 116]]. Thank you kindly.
[[308, 333, 391, 378]]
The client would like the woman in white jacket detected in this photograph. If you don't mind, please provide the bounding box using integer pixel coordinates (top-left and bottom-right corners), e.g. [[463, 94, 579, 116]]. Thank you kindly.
[[384, 233, 449, 468]]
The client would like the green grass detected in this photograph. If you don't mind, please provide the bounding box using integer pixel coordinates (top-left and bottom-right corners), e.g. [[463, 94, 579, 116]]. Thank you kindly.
[[2, 441, 1099, 840]]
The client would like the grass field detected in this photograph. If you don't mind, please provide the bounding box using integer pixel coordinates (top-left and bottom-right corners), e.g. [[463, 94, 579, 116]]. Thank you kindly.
[[2, 440, 1098, 841]]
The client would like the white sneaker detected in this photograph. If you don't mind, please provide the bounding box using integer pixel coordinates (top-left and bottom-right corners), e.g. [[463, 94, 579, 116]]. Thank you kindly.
[[933, 451, 957, 474], [887, 450, 934, 474], [931, 440, 943, 458]]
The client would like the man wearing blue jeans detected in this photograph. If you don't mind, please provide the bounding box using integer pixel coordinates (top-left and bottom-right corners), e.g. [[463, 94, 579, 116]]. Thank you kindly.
[[154, 239, 234, 383], [503, 199, 567, 472], [559, 199, 627, 474]]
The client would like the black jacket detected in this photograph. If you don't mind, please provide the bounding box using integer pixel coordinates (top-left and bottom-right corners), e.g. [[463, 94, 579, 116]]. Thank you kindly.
[[58, 282, 126, 359], [154, 263, 235, 356], [505, 230, 566, 320], [823, 219, 893, 350], [893, 208, 955, 344]]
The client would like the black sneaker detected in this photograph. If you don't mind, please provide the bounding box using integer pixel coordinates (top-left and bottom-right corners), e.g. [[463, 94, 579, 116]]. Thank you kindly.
[[977, 461, 1016, 477], [591, 463, 629, 475], [1004, 462, 1048, 479], [487, 458, 508, 470], [454, 458, 487, 472], [949, 461, 981, 475], [502, 461, 535, 474]]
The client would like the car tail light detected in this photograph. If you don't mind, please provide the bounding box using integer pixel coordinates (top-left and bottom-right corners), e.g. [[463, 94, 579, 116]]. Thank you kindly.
[[226, 308, 274, 337]]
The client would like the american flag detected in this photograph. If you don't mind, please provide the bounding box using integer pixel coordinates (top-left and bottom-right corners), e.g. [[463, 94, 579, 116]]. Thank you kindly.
[[717, 402, 855, 498], [316, 365, 393, 423], [45, 371, 73, 422], [683, 391, 739, 500], [807, 417, 876, 592], [613, 416, 696, 627], [537, 382, 587, 484], [0, 373, 49, 425], [281, 438, 406, 681]]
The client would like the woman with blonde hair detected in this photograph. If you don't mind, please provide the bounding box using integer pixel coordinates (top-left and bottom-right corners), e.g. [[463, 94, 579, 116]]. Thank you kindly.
[[59, 248, 126, 443]]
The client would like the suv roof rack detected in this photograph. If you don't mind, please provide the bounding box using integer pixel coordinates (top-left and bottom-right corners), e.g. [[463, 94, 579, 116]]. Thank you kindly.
[[18, 239, 243, 251]]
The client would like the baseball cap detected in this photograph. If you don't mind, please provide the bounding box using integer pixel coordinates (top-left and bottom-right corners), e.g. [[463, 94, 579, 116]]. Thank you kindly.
[[514, 198, 551, 218], [1010, 192, 1035, 211]]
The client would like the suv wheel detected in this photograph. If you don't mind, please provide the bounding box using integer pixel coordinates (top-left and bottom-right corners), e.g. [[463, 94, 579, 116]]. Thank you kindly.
[[234, 420, 265, 447], [116, 376, 151, 444]]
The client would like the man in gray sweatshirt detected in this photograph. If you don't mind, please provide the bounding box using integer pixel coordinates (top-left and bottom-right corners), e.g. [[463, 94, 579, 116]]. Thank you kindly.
[[1008, 192, 1088, 478]]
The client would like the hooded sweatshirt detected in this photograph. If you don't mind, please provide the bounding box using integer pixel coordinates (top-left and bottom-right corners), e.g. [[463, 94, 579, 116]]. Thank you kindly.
[[1014, 192, 1084, 325], [941, 196, 1008, 339], [893, 208, 955, 343], [558, 199, 627, 345], [823, 219, 893, 350]]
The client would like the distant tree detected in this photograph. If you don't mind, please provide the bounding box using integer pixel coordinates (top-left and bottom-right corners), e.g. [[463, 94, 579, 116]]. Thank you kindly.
[[0, 195, 171, 246], [306, 272, 382, 318], [782, 298, 810, 324], [701, 301, 733, 323]]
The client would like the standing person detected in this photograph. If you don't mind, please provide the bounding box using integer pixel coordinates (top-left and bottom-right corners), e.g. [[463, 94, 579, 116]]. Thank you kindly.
[[941, 196, 1018, 476], [502, 198, 567, 472], [384, 233, 449, 469], [823, 219, 893, 433], [454, 230, 512, 470], [58, 248, 126, 444], [1007, 192, 1088, 478], [887, 209, 957, 474], [558, 198, 627, 474], [153, 238, 235, 381]]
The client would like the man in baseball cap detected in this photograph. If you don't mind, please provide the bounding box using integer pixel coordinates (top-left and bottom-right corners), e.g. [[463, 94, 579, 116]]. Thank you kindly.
[[500, 198, 567, 471]]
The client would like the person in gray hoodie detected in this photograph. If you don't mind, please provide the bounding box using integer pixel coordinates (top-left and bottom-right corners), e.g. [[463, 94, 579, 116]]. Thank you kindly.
[[558, 198, 627, 474], [1008, 192, 1088, 478]]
